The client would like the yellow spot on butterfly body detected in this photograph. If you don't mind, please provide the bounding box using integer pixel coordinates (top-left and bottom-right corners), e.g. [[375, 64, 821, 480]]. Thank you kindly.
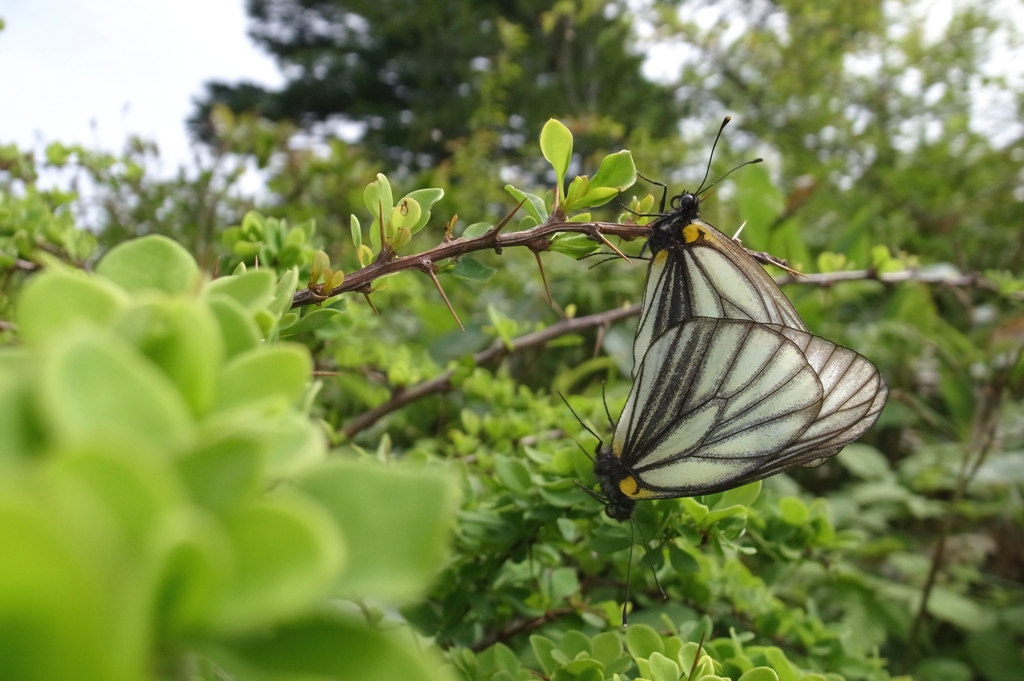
[[618, 475, 659, 499], [682, 223, 705, 243]]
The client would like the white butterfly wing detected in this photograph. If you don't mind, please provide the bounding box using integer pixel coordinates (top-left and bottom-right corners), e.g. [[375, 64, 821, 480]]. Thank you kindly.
[[614, 317, 886, 497], [632, 219, 806, 377]]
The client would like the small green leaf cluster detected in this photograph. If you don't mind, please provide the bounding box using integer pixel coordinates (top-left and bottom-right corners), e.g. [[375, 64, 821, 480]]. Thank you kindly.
[[0, 185, 95, 268], [391, 366, 898, 680], [353, 172, 445, 261], [449, 622, 865, 681], [221, 210, 318, 272], [494, 119, 637, 259], [0, 234, 458, 680]]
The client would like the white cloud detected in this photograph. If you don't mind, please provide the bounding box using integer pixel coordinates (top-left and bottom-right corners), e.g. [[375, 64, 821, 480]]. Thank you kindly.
[[0, 0, 284, 166]]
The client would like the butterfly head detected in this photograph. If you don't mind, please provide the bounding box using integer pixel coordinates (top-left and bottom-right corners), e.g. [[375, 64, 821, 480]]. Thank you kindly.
[[669, 191, 701, 222], [648, 190, 701, 255], [594, 446, 637, 521]]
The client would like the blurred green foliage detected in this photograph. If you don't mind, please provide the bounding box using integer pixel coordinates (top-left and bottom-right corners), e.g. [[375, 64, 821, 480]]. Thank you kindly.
[[3, 0, 1024, 680]]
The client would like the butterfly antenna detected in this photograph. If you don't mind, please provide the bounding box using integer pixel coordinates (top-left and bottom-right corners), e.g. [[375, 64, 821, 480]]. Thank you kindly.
[[557, 392, 603, 444], [601, 380, 616, 431], [622, 522, 634, 627], [697, 158, 764, 200], [573, 479, 605, 501], [637, 171, 669, 214], [633, 517, 667, 600], [695, 116, 732, 195], [573, 441, 595, 464]]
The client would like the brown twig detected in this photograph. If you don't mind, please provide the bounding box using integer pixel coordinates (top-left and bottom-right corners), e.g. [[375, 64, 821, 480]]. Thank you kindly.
[[903, 357, 1017, 669], [774, 269, 991, 289], [292, 219, 647, 309], [470, 607, 575, 653], [341, 304, 640, 438], [294, 205, 1003, 310], [339, 267, 999, 438]]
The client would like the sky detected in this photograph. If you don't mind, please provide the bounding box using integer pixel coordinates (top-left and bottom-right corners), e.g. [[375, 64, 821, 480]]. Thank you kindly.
[[0, 0, 283, 167]]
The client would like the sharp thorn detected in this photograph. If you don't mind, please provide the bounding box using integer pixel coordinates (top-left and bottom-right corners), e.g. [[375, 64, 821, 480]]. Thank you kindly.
[[534, 251, 554, 307], [363, 292, 379, 314], [426, 267, 464, 331], [486, 198, 527, 238], [596, 231, 631, 263]]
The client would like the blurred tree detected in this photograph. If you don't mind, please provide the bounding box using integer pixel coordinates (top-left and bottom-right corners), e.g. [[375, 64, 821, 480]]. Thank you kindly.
[[190, 0, 680, 168]]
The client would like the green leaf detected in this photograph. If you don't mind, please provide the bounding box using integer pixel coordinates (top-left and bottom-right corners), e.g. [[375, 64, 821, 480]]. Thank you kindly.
[[531, 636, 559, 675], [270, 267, 300, 317], [390, 198, 422, 233], [590, 632, 623, 666], [549, 233, 600, 258], [504, 185, 549, 223], [738, 668, 780, 681], [350, 215, 363, 249], [777, 497, 809, 526], [204, 269, 277, 311], [648, 652, 680, 681], [219, 612, 449, 681], [175, 435, 264, 511], [625, 624, 664, 659], [564, 175, 589, 208], [96, 234, 199, 295], [0, 496, 139, 681], [589, 150, 637, 191], [150, 506, 232, 637], [50, 448, 181, 547], [279, 308, 344, 337], [240, 210, 266, 239], [548, 567, 579, 601], [494, 456, 532, 493], [540, 119, 573, 198], [363, 173, 394, 222], [966, 627, 1021, 681], [668, 543, 700, 573], [749, 647, 799, 681], [402, 187, 445, 234], [836, 444, 892, 480], [208, 294, 262, 359], [16, 270, 128, 347], [682, 497, 710, 524], [564, 186, 619, 211], [487, 305, 518, 347], [927, 587, 990, 631], [717, 481, 761, 509], [295, 458, 457, 602], [118, 299, 223, 415], [41, 329, 194, 452], [452, 257, 497, 283], [217, 344, 312, 411], [461, 222, 492, 239], [311, 250, 330, 284], [214, 494, 344, 631]]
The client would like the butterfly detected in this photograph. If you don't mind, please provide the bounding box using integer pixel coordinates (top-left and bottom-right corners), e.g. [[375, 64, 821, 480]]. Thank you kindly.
[[596, 317, 888, 520], [630, 123, 803, 374], [588, 117, 887, 520], [632, 188, 808, 375]]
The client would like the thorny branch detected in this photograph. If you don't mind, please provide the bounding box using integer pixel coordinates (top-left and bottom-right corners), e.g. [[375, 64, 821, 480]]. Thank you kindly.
[[338, 304, 640, 438], [336, 266, 1001, 438], [903, 351, 1022, 670], [292, 217, 648, 309], [292, 207, 1007, 311]]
